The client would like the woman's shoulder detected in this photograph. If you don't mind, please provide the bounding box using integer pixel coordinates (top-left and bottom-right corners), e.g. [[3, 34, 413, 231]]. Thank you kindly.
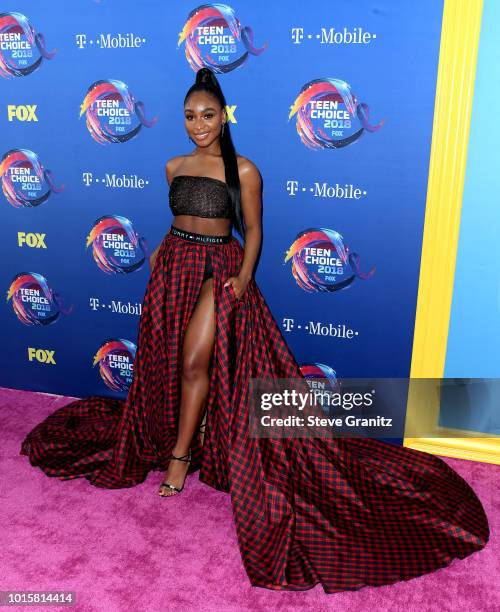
[[166, 155, 187, 174], [165, 155, 189, 184], [236, 155, 261, 187]]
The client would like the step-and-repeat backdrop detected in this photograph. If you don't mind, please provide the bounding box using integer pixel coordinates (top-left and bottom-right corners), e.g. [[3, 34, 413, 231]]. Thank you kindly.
[[0, 0, 444, 401]]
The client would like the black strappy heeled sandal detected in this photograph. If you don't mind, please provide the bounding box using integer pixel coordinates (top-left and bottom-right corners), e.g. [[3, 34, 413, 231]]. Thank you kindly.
[[158, 450, 192, 497], [199, 421, 206, 444]]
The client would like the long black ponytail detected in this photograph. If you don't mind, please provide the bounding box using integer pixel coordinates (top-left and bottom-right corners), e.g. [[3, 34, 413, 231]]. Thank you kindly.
[[184, 67, 245, 239]]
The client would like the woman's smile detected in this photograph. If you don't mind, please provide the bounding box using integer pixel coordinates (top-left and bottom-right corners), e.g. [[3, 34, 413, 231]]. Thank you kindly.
[[193, 131, 210, 141]]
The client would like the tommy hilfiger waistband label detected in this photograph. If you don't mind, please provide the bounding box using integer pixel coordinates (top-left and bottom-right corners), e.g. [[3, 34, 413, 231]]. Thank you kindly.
[[170, 225, 232, 244]]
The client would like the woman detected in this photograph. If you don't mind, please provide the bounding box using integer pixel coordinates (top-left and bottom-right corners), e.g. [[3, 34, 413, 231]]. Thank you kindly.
[[151, 68, 262, 497], [20, 68, 489, 593]]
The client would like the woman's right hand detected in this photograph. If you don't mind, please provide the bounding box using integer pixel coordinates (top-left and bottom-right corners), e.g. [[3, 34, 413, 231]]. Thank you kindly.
[[149, 247, 159, 271]]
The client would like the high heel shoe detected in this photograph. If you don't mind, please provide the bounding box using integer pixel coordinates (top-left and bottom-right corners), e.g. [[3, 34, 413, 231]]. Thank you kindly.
[[158, 450, 192, 497], [199, 421, 206, 446]]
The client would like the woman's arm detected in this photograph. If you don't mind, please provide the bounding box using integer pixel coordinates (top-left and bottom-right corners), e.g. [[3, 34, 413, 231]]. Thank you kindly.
[[149, 244, 160, 270], [238, 158, 262, 281], [224, 158, 262, 297], [149, 157, 183, 271]]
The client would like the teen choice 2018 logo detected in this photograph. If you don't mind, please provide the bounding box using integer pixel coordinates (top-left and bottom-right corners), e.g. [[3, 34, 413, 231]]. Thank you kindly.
[[86, 216, 149, 274], [301, 362, 341, 416], [0, 149, 64, 208], [0, 12, 56, 78], [179, 3, 267, 73], [284, 228, 375, 292], [289, 78, 384, 149], [80, 79, 158, 144], [6, 272, 73, 326], [94, 339, 136, 391]]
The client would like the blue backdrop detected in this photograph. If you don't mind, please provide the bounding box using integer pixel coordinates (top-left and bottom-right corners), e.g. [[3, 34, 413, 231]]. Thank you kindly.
[[0, 0, 444, 401]]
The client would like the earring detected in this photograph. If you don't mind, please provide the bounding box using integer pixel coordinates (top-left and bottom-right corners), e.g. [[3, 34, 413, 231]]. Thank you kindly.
[[221, 122, 225, 137]]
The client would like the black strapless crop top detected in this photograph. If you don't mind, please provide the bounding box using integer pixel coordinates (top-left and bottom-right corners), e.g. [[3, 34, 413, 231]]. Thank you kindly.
[[169, 175, 232, 220]]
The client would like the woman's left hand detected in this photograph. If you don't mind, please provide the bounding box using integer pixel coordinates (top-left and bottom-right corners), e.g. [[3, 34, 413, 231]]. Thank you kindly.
[[224, 274, 250, 300]]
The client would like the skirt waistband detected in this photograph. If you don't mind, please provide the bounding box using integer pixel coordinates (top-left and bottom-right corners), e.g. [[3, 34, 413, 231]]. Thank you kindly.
[[169, 225, 232, 244]]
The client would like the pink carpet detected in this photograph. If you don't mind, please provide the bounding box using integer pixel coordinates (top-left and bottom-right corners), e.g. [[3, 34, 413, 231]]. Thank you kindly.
[[1, 386, 498, 612]]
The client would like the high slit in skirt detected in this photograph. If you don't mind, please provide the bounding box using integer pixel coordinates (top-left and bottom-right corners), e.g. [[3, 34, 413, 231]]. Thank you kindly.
[[20, 224, 490, 593]]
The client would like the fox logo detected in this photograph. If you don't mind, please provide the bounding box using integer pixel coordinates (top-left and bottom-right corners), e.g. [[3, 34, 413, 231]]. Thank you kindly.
[[7, 104, 38, 122], [28, 348, 56, 364], [18, 232, 47, 248]]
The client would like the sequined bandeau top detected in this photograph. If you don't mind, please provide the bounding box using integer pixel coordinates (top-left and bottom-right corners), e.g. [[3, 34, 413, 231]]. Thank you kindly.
[[169, 175, 232, 220]]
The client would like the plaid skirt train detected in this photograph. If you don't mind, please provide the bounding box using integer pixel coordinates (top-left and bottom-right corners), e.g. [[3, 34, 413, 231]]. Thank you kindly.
[[20, 227, 490, 593]]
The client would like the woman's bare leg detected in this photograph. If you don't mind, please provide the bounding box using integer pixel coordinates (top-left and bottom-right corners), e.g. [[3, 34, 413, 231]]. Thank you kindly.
[[159, 277, 215, 496]]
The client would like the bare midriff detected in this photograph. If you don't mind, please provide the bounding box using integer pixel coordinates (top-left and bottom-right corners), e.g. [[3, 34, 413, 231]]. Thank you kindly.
[[172, 215, 232, 236]]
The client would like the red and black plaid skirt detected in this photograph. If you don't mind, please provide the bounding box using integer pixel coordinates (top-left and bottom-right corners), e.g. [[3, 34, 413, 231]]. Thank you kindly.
[[20, 226, 489, 593]]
